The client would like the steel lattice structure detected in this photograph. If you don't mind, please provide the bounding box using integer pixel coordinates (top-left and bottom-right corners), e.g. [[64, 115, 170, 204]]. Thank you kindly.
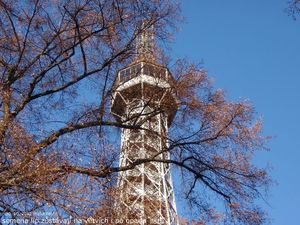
[[111, 23, 179, 224], [111, 60, 179, 225]]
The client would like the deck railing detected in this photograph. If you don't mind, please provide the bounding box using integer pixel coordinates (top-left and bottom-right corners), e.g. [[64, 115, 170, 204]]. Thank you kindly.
[[117, 62, 170, 84]]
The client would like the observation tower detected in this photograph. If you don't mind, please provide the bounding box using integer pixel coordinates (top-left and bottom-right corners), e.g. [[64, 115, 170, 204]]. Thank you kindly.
[[111, 24, 179, 225]]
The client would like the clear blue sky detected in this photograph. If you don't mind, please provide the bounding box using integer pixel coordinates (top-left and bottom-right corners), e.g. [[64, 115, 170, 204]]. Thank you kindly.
[[172, 1, 300, 224]]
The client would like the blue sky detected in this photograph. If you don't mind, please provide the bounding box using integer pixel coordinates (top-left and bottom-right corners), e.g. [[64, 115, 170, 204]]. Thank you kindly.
[[172, 1, 300, 224]]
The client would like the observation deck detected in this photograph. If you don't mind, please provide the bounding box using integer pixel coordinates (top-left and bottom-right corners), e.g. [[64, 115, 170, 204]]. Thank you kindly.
[[111, 61, 178, 126]]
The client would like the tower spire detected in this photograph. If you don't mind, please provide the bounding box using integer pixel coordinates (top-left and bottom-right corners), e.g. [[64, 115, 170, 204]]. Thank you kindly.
[[134, 21, 156, 62]]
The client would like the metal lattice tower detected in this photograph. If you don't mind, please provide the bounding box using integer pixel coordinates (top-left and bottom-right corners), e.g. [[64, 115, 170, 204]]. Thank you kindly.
[[111, 24, 179, 225]]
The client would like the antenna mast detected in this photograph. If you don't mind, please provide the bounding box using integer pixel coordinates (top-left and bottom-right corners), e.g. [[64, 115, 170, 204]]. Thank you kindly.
[[135, 21, 156, 62]]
